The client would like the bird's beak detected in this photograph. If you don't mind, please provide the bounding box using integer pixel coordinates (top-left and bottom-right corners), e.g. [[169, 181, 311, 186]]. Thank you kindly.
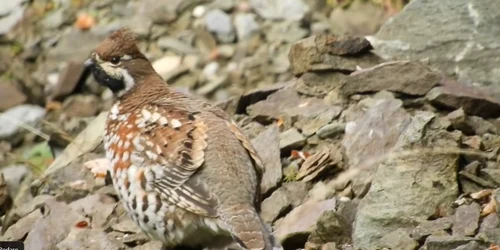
[[84, 58, 95, 68]]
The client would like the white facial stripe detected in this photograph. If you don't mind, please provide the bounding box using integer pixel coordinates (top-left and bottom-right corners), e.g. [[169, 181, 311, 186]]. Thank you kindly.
[[100, 62, 122, 75], [116, 68, 135, 97], [95, 53, 103, 63], [122, 54, 132, 60]]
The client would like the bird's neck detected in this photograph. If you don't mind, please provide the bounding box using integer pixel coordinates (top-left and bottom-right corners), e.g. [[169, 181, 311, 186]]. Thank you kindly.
[[117, 73, 172, 109]]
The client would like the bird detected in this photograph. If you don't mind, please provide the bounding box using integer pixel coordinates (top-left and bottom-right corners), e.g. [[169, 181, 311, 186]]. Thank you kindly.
[[83, 28, 280, 250]]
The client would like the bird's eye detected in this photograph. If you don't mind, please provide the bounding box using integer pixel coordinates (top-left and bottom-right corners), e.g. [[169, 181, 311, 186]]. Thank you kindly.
[[110, 56, 120, 65]]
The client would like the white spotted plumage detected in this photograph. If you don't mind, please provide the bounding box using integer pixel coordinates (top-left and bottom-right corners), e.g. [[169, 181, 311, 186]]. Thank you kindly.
[[159, 117, 168, 126], [170, 119, 182, 128], [103, 106, 228, 248]]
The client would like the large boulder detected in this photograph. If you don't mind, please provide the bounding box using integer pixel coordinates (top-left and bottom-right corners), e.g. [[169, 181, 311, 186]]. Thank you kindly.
[[369, 0, 500, 88]]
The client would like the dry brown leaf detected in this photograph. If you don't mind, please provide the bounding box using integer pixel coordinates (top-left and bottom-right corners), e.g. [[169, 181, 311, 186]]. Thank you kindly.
[[488, 244, 500, 250], [470, 189, 494, 200], [296, 146, 342, 182], [75, 13, 96, 30], [291, 150, 310, 160], [236, 1, 251, 12], [482, 198, 497, 216], [208, 48, 220, 61], [45, 100, 62, 111], [463, 136, 482, 150], [276, 116, 284, 128]]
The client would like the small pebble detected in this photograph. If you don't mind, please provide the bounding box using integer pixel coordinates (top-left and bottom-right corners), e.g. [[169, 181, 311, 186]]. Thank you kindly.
[[316, 122, 345, 139], [192, 5, 206, 18], [202, 62, 220, 79]]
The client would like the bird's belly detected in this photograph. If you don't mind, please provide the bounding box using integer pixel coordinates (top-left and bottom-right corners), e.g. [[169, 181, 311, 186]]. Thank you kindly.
[[109, 162, 230, 247]]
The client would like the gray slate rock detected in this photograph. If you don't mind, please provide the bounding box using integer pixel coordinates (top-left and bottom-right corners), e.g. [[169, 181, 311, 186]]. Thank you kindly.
[[379, 229, 418, 250], [370, 0, 500, 88], [216, 81, 292, 116], [247, 87, 303, 122], [423, 236, 477, 250], [411, 217, 453, 241], [251, 124, 282, 195], [69, 194, 117, 229], [467, 116, 497, 135], [316, 122, 345, 139], [42, 8, 65, 29], [479, 213, 499, 233], [57, 228, 127, 250], [1, 209, 42, 241], [0, 0, 26, 35], [0, 104, 46, 140], [157, 37, 198, 54], [342, 98, 411, 197], [234, 13, 259, 41], [0, 83, 27, 111], [289, 35, 382, 76], [307, 210, 351, 246], [204, 9, 235, 43], [249, 0, 310, 21], [260, 182, 308, 223], [427, 79, 500, 119], [247, 86, 342, 132], [446, 108, 473, 135], [260, 189, 290, 224], [340, 61, 441, 96], [352, 111, 459, 249], [294, 105, 343, 137], [481, 168, 500, 186], [274, 199, 336, 245], [62, 95, 101, 118], [452, 241, 488, 250], [1, 165, 29, 197], [0, 0, 24, 16], [44, 26, 114, 70], [40, 112, 107, 180], [295, 72, 348, 98], [267, 21, 308, 44], [48, 61, 86, 101], [477, 228, 500, 246], [209, 0, 237, 11], [111, 219, 143, 234], [132, 241, 163, 250], [24, 199, 86, 250], [279, 128, 306, 152], [452, 203, 481, 236]]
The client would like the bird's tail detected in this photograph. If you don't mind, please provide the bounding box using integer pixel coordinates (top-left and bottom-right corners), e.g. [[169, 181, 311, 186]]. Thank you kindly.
[[219, 204, 282, 250]]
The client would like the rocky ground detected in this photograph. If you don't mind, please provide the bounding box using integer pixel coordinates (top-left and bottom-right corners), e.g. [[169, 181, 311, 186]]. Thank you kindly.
[[3, 0, 500, 250]]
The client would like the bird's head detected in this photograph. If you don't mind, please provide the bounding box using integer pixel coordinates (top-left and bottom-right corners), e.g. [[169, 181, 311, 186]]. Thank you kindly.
[[84, 28, 155, 97]]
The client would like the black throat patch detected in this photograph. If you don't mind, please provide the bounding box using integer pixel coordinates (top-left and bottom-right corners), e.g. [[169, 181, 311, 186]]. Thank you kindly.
[[90, 64, 125, 94]]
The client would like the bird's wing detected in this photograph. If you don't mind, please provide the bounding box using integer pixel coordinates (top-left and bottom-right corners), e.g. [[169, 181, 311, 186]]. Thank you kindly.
[[225, 119, 266, 207], [131, 102, 218, 217], [205, 105, 266, 205]]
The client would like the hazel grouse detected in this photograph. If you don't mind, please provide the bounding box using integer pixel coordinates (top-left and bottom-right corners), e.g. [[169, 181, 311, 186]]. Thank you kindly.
[[84, 28, 280, 250]]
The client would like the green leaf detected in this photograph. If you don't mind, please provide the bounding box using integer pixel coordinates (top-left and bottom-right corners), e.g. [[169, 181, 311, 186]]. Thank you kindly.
[[23, 141, 54, 176]]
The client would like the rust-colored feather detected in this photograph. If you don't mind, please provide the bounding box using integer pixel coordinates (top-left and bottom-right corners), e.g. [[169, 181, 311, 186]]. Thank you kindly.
[[107, 101, 218, 217]]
